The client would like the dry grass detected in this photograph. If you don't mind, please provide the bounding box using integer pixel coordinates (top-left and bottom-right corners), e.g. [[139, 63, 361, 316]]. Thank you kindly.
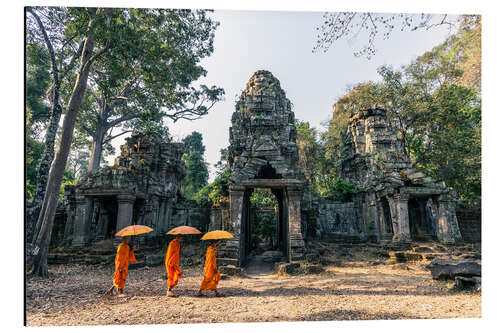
[[25, 260, 481, 326]]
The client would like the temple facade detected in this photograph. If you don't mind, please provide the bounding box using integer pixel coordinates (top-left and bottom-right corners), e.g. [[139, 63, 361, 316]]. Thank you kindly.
[[336, 106, 462, 244], [223, 70, 307, 266], [62, 132, 207, 247]]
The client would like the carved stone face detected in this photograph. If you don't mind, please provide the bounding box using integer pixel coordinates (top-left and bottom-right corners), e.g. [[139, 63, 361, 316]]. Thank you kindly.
[[228, 70, 304, 182]]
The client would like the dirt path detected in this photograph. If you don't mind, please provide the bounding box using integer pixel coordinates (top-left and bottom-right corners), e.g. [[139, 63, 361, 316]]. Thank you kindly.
[[25, 261, 481, 326], [244, 252, 275, 276]]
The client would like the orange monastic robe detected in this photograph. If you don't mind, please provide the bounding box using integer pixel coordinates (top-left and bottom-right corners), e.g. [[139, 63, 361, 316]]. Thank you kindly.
[[112, 243, 136, 290], [165, 239, 183, 288], [200, 245, 221, 291]]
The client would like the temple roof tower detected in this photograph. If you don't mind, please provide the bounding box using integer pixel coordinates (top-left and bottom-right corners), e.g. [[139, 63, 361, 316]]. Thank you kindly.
[[228, 70, 304, 182]]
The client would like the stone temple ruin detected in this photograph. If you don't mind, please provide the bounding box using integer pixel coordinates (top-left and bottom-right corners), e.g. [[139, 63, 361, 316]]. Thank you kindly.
[[59, 132, 206, 247], [222, 70, 307, 266], [49, 70, 470, 268], [337, 106, 462, 244]]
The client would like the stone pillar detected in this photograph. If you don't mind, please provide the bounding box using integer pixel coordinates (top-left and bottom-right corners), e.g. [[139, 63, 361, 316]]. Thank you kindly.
[[436, 193, 462, 244], [367, 192, 379, 241], [390, 194, 411, 243], [227, 185, 245, 265], [114, 194, 136, 246], [63, 197, 76, 244], [376, 199, 390, 243], [72, 195, 93, 247], [286, 187, 305, 262], [142, 196, 158, 238]]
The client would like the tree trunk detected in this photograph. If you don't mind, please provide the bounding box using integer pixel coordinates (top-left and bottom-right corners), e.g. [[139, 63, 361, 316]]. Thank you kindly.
[[27, 103, 62, 243], [88, 118, 107, 172], [26, 7, 63, 243], [31, 25, 97, 277]]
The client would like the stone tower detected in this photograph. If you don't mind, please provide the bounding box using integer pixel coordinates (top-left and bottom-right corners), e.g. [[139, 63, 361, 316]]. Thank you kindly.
[[340, 107, 462, 244], [224, 70, 306, 265]]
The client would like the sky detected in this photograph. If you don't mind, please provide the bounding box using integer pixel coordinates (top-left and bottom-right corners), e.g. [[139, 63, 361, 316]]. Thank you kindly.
[[107, 9, 458, 181]]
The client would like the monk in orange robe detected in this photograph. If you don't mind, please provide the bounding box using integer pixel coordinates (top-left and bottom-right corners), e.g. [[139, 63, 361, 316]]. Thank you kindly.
[[165, 235, 183, 297], [197, 241, 222, 297], [106, 236, 137, 296]]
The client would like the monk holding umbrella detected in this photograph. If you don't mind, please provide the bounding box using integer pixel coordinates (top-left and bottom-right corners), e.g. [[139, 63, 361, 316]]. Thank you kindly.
[[106, 224, 153, 296], [165, 226, 201, 297], [197, 230, 234, 297]]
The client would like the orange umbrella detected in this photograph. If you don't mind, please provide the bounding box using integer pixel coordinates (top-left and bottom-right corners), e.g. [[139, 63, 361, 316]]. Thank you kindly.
[[115, 225, 153, 237], [166, 225, 202, 235], [201, 230, 234, 240]]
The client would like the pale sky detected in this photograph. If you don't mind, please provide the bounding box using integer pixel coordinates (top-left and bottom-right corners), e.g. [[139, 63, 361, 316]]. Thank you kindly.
[[106, 9, 458, 181]]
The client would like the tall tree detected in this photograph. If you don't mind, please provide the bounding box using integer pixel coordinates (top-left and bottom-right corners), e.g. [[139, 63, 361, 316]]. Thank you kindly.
[[183, 131, 205, 155], [26, 8, 67, 243], [30, 7, 112, 276], [182, 131, 209, 200], [325, 18, 481, 204], [295, 120, 322, 187], [28, 8, 224, 276], [73, 10, 223, 172]]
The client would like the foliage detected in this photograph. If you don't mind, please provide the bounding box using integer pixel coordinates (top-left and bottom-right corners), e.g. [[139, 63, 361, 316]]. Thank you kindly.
[[412, 84, 481, 204], [213, 148, 228, 175], [250, 189, 277, 248], [26, 138, 45, 198], [323, 19, 481, 204], [25, 43, 51, 139], [183, 131, 205, 155], [194, 169, 230, 207], [59, 170, 78, 201], [314, 12, 458, 58], [295, 120, 322, 184], [65, 8, 224, 170], [249, 188, 275, 207], [316, 176, 357, 202], [182, 151, 209, 200]]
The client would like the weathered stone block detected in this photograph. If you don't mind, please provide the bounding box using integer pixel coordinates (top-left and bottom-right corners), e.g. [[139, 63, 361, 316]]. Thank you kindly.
[[453, 276, 481, 292], [301, 263, 324, 274], [219, 265, 243, 276], [426, 259, 481, 280], [276, 262, 301, 275]]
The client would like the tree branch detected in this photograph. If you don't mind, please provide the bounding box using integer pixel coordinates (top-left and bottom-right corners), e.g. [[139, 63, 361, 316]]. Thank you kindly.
[[103, 130, 133, 144], [106, 113, 138, 129], [26, 7, 60, 104]]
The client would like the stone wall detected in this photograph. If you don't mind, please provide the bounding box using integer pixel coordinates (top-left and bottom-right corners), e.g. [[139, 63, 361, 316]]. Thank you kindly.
[[316, 200, 360, 236], [59, 132, 210, 248], [456, 206, 481, 243]]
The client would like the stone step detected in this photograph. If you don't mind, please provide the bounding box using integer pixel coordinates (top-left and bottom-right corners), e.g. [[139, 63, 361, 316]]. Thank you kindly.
[[387, 251, 450, 263], [217, 258, 238, 266], [319, 234, 364, 244]]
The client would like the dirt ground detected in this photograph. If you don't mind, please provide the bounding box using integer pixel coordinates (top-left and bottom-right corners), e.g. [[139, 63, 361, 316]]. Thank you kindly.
[[25, 259, 481, 326]]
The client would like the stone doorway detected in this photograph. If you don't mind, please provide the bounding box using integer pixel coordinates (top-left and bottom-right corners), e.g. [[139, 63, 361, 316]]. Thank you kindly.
[[408, 197, 436, 241], [102, 198, 118, 240], [224, 70, 307, 267], [243, 188, 286, 265]]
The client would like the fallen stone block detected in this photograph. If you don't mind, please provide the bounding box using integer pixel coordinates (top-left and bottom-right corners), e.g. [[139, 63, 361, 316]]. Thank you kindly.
[[276, 263, 301, 276], [453, 276, 481, 292], [301, 264, 324, 274], [426, 259, 481, 280], [219, 265, 243, 276], [412, 246, 434, 253]]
